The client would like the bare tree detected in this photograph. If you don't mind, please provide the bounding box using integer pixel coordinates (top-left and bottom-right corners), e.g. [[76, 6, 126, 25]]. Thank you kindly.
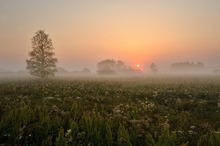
[[26, 30, 58, 79]]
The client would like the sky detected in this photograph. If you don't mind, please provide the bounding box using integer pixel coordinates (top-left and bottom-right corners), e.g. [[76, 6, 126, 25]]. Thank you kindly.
[[0, 0, 220, 72]]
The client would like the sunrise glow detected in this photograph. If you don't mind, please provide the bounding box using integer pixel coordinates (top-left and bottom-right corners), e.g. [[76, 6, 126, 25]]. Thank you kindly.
[[0, 0, 220, 71]]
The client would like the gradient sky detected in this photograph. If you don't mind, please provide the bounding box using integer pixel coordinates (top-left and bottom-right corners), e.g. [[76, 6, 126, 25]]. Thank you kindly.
[[0, 0, 220, 71]]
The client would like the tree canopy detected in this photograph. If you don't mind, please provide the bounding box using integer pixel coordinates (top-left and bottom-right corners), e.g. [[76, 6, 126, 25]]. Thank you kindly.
[[150, 63, 158, 73], [97, 59, 141, 75], [26, 30, 58, 79]]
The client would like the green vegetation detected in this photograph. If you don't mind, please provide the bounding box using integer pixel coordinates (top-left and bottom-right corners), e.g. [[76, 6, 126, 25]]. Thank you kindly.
[[0, 76, 220, 145]]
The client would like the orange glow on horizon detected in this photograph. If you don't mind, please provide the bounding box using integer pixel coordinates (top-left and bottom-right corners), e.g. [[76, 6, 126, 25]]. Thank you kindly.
[[1, 1, 220, 70]]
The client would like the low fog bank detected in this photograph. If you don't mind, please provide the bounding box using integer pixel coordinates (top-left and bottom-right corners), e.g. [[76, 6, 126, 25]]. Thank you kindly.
[[0, 67, 220, 82], [1, 59, 220, 79], [1, 60, 220, 80]]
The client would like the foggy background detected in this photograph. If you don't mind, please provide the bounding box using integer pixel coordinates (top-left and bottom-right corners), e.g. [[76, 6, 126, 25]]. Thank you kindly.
[[0, 0, 220, 74]]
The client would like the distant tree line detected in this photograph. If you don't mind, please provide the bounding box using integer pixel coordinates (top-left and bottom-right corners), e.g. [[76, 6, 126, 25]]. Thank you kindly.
[[171, 62, 204, 71], [97, 59, 141, 75]]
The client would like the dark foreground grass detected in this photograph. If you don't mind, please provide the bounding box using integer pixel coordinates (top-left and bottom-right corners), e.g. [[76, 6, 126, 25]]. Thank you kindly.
[[0, 75, 220, 146]]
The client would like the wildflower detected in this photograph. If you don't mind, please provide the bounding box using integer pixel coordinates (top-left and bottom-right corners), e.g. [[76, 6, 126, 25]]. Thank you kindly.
[[77, 131, 86, 139], [66, 129, 72, 136], [55, 94, 60, 97], [51, 105, 60, 112], [176, 98, 182, 104], [18, 95, 23, 98], [105, 91, 109, 96], [190, 126, 196, 129], [44, 96, 55, 100], [18, 135, 23, 140], [116, 109, 121, 114], [188, 130, 194, 135], [76, 96, 81, 100]]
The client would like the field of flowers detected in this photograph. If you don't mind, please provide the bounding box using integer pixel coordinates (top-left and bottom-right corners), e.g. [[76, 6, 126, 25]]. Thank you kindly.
[[0, 75, 220, 146]]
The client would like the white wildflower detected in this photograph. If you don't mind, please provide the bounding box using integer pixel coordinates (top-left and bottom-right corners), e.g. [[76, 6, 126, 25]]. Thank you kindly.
[[190, 126, 196, 129], [188, 130, 194, 135], [76, 96, 81, 100]]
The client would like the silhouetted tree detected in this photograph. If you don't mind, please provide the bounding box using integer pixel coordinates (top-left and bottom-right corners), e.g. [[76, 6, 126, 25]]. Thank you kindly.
[[97, 59, 116, 75], [150, 63, 158, 73], [56, 67, 68, 74], [97, 59, 142, 75], [26, 30, 57, 79], [116, 60, 127, 72]]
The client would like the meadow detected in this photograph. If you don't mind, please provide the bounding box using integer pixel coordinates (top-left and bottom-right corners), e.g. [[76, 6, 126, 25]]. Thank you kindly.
[[0, 75, 220, 146]]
